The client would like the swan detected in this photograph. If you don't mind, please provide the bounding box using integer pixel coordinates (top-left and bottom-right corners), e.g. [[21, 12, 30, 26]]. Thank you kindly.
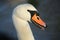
[[12, 4, 47, 40]]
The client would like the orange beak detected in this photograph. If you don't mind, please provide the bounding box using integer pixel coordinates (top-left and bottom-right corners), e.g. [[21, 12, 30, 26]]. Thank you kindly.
[[32, 13, 46, 30]]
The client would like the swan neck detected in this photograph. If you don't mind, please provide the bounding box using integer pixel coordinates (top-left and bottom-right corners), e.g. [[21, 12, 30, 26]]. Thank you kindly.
[[13, 15, 35, 40]]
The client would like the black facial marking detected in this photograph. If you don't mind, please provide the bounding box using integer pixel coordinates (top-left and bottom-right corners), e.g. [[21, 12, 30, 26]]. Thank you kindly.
[[27, 10, 39, 17]]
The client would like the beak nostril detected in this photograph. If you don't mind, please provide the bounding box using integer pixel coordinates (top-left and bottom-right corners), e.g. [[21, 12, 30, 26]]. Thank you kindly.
[[37, 16, 40, 20], [37, 17, 39, 20]]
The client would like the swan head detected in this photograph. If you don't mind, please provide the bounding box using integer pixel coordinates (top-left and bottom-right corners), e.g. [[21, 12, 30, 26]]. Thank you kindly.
[[13, 4, 47, 30]]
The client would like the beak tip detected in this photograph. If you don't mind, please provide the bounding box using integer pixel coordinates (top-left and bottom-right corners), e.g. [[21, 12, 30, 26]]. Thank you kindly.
[[44, 24, 47, 28]]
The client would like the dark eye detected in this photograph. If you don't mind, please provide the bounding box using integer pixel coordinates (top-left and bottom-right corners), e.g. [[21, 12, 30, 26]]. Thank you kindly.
[[37, 16, 40, 20]]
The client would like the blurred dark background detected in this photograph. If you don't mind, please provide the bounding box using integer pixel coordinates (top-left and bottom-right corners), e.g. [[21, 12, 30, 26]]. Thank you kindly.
[[0, 0, 60, 40]]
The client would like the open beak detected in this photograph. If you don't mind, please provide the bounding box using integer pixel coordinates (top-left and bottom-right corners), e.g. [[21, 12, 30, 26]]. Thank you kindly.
[[32, 13, 47, 30]]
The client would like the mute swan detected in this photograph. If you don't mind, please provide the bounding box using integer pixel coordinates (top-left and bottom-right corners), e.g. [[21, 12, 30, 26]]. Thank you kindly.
[[12, 4, 47, 40]]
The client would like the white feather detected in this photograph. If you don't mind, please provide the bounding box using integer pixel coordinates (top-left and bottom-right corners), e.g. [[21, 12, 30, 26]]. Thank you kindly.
[[12, 4, 37, 40]]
